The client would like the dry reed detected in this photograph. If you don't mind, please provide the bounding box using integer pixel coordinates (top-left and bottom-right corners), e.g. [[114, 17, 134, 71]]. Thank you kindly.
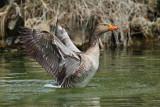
[[16, 0, 151, 47]]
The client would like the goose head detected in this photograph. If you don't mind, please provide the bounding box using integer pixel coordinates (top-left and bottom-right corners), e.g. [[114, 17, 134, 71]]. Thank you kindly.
[[89, 23, 118, 47], [94, 23, 118, 34]]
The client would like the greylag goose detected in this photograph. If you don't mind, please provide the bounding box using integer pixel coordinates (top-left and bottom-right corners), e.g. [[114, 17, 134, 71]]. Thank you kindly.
[[19, 23, 118, 88]]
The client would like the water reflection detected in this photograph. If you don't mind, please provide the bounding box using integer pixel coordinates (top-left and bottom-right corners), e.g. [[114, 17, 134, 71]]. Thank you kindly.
[[0, 42, 160, 107]]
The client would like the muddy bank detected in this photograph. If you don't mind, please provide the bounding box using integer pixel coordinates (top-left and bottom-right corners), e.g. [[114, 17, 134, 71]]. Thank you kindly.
[[0, 0, 159, 49]]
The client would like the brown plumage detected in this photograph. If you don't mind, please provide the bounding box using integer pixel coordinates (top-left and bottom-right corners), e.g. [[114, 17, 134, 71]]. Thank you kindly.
[[19, 23, 118, 88]]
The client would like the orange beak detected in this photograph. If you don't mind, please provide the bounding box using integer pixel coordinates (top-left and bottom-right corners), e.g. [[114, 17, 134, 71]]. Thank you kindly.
[[108, 24, 118, 30]]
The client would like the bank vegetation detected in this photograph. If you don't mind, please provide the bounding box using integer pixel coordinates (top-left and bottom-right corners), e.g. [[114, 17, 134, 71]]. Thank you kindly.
[[0, 0, 160, 49]]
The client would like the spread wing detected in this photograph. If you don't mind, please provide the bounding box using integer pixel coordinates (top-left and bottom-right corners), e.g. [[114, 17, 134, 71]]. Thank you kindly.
[[54, 25, 81, 52], [19, 27, 81, 85]]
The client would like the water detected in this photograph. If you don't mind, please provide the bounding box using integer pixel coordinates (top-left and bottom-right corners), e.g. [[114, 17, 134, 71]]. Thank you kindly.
[[0, 42, 160, 107]]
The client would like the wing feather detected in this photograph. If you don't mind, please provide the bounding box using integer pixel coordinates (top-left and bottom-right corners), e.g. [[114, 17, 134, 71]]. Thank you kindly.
[[19, 27, 80, 85]]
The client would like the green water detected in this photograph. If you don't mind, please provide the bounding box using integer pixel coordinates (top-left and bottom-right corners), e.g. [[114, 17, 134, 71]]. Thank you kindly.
[[0, 43, 160, 107]]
